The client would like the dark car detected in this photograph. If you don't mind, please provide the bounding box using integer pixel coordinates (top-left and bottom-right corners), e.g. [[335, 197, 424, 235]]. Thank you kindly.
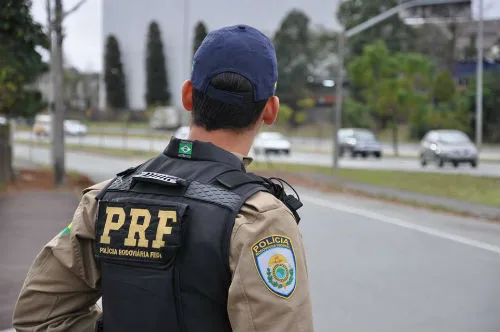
[[338, 128, 382, 158], [420, 129, 478, 168]]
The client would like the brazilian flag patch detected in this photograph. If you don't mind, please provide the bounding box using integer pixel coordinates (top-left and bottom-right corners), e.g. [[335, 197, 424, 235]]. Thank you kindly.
[[178, 141, 193, 158]]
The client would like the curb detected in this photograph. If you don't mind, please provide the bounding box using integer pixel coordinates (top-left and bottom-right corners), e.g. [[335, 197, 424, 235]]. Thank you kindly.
[[261, 171, 500, 222]]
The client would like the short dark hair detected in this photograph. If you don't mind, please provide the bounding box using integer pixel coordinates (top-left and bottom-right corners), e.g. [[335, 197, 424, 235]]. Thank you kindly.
[[192, 72, 267, 131]]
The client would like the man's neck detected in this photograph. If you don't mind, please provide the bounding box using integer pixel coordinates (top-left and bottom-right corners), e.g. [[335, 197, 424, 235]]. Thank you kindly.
[[188, 125, 255, 156]]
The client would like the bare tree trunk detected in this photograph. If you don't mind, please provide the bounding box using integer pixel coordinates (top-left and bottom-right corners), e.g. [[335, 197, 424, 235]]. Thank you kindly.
[[392, 121, 399, 157], [7, 122, 13, 182], [51, 0, 66, 187], [0, 123, 13, 185], [0, 126, 7, 185]]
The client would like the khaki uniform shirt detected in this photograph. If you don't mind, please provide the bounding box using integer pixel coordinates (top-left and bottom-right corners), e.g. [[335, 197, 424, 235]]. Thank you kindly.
[[12, 155, 314, 332]]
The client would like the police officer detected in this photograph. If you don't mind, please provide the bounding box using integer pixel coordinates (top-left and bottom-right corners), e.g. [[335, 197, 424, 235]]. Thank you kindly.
[[13, 24, 314, 332]]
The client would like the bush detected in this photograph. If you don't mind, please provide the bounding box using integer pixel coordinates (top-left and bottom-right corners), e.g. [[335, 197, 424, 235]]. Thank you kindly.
[[277, 104, 294, 125]]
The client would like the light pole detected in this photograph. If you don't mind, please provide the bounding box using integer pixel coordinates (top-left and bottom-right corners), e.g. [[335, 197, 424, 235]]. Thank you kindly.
[[476, 0, 484, 150], [332, 33, 344, 173], [333, 0, 473, 171]]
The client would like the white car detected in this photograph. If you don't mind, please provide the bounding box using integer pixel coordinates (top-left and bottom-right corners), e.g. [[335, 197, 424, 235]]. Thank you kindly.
[[252, 132, 291, 155], [173, 126, 190, 140], [150, 106, 181, 130], [64, 120, 88, 136]]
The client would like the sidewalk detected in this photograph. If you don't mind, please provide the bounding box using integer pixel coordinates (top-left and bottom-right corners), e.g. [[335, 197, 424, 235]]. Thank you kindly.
[[0, 163, 80, 330]]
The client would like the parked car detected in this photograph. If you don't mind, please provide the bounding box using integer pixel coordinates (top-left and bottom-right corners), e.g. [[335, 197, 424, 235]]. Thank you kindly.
[[253, 132, 291, 155], [64, 120, 88, 136], [338, 128, 382, 158], [173, 126, 190, 140], [33, 114, 51, 137], [420, 129, 478, 168], [33, 115, 88, 137], [150, 106, 181, 130]]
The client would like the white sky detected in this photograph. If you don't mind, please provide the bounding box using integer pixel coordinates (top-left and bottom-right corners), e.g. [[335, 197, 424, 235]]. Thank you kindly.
[[30, 0, 500, 73]]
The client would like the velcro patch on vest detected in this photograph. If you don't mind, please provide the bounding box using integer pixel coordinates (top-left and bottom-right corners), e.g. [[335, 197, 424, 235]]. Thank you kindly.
[[95, 200, 187, 267], [132, 172, 187, 187], [252, 235, 297, 299]]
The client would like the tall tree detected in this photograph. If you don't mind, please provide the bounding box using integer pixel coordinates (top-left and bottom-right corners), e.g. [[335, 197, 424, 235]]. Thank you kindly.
[[466, 73, 500, 143], [0, 0, 47, 183], [104, 34, 127, 110], [348, 40, 434, 154], [273, 9, 312, 126], [0, 0, 47, 116], [432, 71, 456, 104], [193, 21, 208, 58], [336, 0, 415, 59], [145, 21, 170, 107]]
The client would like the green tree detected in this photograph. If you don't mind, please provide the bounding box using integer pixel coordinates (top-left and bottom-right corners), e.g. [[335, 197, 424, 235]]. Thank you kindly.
[[0, 0, 47, 183], [145, 21, 170, 107], [348, 40, 434, 154], [0, 0, 47, 117], [337, 0, 415, 58], [343, 98, 375, 128], [465, 73, 500, 143], [432, 71, 456, 104], [276, 104, 293, 125], [12, 90, 47, 119], [273, 9, 312, 127], [193, 21, 208, 58], [104, 34, 128, 110]]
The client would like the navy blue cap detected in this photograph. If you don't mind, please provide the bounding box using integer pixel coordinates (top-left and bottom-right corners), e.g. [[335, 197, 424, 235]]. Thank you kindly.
[[191, 24, 278, 105]]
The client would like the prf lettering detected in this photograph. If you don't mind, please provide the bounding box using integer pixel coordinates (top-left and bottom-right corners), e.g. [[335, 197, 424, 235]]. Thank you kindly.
[[100, 207, 176, 249]]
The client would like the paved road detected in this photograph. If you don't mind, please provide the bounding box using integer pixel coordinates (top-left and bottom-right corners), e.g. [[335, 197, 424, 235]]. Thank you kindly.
[[14, 137, 500, 177], [4, 148, 500, 331], [15, 131, 500, 160], [85, 126, 500, 158]]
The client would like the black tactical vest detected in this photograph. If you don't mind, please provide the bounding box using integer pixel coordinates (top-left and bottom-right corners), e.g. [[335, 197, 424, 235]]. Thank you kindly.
[[93, 138, 302, 332]]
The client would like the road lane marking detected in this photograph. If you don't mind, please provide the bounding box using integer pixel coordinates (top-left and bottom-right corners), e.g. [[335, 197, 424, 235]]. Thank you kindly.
[[301, 195, 500, 256]]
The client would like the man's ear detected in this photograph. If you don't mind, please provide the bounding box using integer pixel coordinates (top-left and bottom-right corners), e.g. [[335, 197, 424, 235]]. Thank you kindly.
[[182, 80, 193, 111], [262, 96, 279, 125]]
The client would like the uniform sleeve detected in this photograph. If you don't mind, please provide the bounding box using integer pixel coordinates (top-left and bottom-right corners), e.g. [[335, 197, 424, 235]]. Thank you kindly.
[[228, 192, 314, 332], [12, 180, 111, 332]]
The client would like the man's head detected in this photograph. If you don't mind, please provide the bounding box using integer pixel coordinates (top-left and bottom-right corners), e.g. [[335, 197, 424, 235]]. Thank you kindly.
[[182, 25, 279, 135]]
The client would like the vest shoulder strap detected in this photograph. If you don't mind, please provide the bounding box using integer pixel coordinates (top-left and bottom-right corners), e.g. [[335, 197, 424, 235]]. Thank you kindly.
[[215, 171, 303, 224], [95, 158, 154, 200]]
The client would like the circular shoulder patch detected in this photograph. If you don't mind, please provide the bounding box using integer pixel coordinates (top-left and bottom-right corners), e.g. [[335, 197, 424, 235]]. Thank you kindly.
[[251, 234, 296, 299]]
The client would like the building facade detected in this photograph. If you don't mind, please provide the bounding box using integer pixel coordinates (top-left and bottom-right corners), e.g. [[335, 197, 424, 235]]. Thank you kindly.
[[30, 68, 100, 112], [100, 0, 341, 111]]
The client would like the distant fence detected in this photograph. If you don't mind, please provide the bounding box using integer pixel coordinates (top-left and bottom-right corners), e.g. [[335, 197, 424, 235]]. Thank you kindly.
[[0, 125, 12, 186]]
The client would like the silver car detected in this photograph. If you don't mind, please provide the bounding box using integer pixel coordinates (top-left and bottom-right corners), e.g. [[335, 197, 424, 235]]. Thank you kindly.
[[338, 128, 382, 158], [420, 130, 478, 168]]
